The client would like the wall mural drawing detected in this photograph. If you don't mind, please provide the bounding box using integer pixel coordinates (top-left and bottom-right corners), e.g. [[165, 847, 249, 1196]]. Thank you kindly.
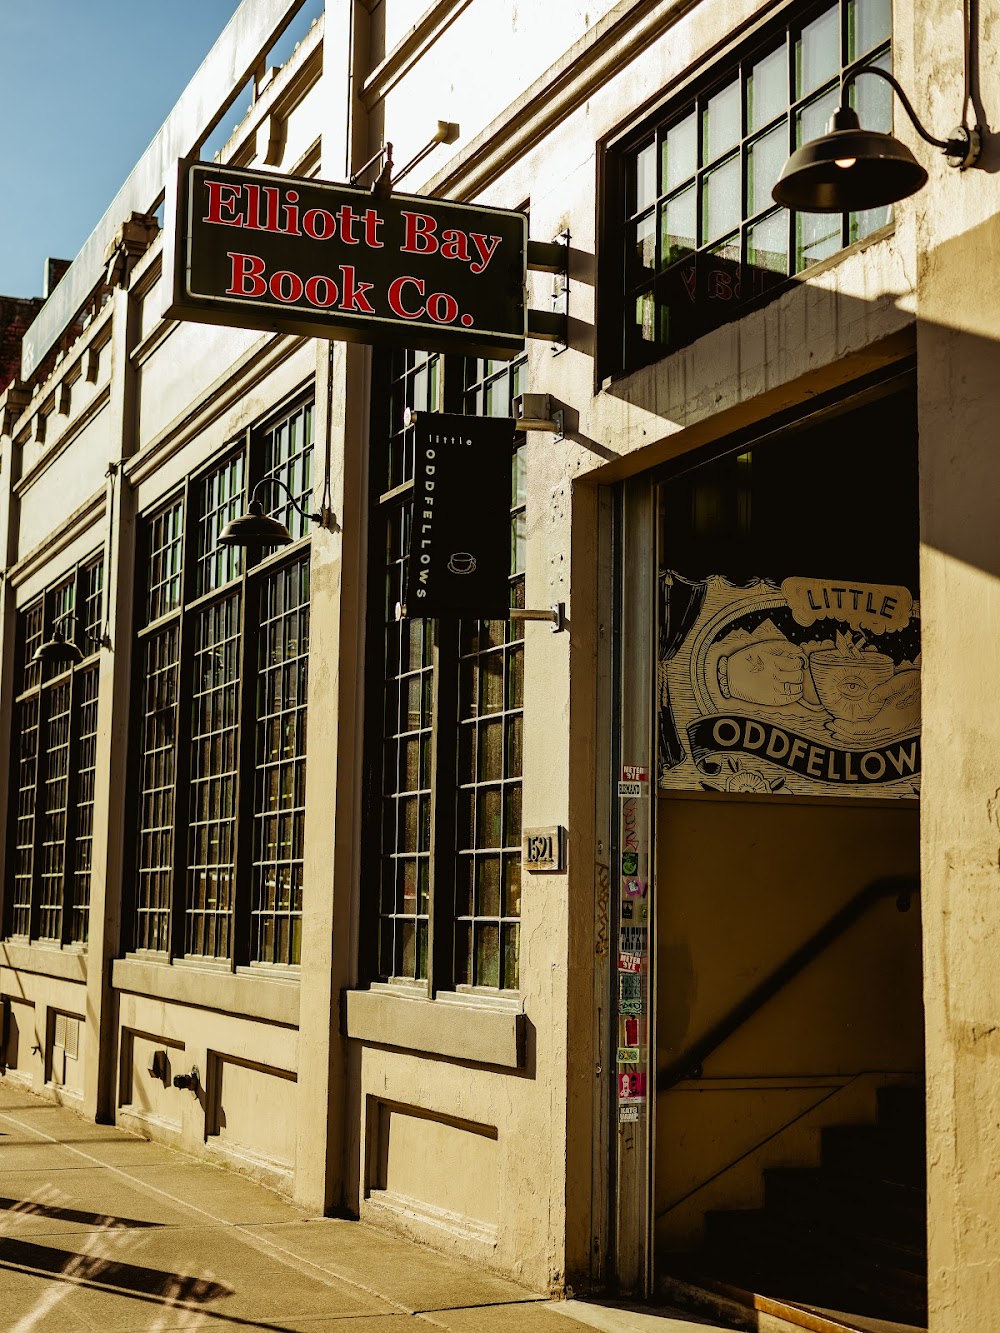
[[658, 573, 921, 798]]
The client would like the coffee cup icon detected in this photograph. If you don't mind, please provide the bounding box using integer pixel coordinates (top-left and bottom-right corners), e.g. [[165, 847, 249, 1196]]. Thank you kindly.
[[447, 552, 477, 574], [809, 649, 895, 721]]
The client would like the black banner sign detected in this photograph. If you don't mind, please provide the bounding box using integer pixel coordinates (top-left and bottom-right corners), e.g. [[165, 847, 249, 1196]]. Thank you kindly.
[[163, 161, 526, 359], [404, 412, 514, 619], [688, 714, 921, 786]]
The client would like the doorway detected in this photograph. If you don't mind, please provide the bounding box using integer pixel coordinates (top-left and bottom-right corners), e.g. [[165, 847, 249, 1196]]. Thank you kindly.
[[645, 380, 925, 1324]]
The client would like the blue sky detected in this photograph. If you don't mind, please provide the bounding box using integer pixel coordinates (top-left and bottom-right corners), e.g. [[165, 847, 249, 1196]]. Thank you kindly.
[[0, 0, 244, 297]]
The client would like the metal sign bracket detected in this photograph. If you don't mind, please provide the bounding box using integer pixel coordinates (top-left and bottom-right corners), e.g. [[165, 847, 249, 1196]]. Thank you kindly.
[[526, 230, 569, 352], [510, 602, 566, 632]]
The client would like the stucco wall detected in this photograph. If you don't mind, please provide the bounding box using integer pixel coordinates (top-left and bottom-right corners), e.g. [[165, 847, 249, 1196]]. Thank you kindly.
[[917, 223, 1000, 1331], [5, 0, 998, 1317]]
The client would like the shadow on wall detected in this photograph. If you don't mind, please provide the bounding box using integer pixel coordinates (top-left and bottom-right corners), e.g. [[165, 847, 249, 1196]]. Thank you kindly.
[[551, 208, 1000, 614]]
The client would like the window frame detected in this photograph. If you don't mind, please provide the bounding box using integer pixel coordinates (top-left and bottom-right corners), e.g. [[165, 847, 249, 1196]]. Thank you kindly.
[[5, 554, 105, 947], [361, 350, 527, 999], [600, 0, 893, 379], [126, 392, 315, 970]]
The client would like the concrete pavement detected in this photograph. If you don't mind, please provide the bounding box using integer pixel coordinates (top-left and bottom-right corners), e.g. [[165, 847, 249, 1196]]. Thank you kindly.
[[0, 1080, 723, 1333]]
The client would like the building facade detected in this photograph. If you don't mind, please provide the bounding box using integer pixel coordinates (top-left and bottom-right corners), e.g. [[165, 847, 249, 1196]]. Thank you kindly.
[[0, 0, 997, 1328]]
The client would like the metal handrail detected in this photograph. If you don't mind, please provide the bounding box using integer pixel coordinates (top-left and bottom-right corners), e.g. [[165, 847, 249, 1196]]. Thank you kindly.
[[657, 874, 920, 1091]]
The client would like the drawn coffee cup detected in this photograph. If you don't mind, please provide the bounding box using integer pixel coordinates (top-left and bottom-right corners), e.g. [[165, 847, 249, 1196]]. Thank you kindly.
[[447, 551, 477, 574], [808, 649, 895, 721]]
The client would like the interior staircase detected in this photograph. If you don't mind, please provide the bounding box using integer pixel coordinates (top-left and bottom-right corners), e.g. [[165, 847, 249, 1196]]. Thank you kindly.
[[664, 1083, 927, 1331]]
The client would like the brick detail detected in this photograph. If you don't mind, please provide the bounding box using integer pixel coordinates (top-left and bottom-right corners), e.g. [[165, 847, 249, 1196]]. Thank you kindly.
[[0, 297, 44, 394]]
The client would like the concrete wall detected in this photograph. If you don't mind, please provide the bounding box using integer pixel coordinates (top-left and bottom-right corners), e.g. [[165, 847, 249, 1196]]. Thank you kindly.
[[895, 0, 1000, 1319], [0, 0, 330, 1203], [913, 62, 1000, 1333], [4, 0, 1000, 1320], [1, 0, 921, 1298]]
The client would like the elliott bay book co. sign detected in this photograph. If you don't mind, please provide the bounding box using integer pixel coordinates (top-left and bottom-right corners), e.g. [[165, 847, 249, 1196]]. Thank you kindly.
[[162, 159, 528, 621], [163, 160, 526, 359]]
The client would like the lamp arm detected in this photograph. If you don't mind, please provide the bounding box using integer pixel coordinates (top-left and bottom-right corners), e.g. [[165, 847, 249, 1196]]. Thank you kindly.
[[841, 63, 953, 151], [249, 476, 323, 524]]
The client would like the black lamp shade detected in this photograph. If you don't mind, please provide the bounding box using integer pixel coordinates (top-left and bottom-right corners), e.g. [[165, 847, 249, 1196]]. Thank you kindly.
[[772, 106, 928, 213], [217, 500, 293, 548], [33, 630, 84, 667]]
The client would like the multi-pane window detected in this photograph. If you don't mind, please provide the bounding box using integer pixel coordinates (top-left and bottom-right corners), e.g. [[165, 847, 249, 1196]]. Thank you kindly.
[[368, 350, 526, 992], [187, 586, 241, 960], [454, 358, 525, 990], [253, 558, 309, 966], [376, 350, 441, 983], [617, 0, 892, 369], [132, 398, 313, 967], [5, 557, 104, 945]]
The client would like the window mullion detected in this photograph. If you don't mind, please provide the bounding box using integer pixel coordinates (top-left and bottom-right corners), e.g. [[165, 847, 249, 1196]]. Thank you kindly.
[[233, 427, 260, 968], [169, 483, 196, 960], [59, 665, 83, 948], [27, 683, 50, 942], [232, 561, 258, 971], [441, 357, 463, 414], [428, 618, 459, 996], [58, 564, 86, 947]]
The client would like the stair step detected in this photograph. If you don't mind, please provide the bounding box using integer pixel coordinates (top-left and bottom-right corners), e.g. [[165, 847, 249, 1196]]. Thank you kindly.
[[702, 1210, 927, 1321], [876, 1085, 926, 1134], [660, 1270, 927, 1333], [820, 1125, 926, 1186], [675, 1083, 928, 1327], [706, 1206, 925, 1274], [764, 1167, 926, 1246]]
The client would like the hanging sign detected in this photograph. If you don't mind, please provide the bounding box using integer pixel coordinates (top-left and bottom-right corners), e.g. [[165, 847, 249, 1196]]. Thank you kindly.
[[163, 160, 527, 359], [402, 411, 515, 619], [658, 573, 921, 798]]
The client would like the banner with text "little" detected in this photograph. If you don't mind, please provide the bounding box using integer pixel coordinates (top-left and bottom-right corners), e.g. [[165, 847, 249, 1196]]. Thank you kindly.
[[164, 161, 526, 359]]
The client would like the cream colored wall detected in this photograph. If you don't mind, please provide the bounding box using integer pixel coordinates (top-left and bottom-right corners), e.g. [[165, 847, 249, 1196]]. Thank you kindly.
[[116, 988, 299, 1189], [109, 314, 323, 1184], [371, 0, 622, 179], [893, 0, 1000, 1321], [4, 0, 997, 1315], [0, 0, 333, 1198], [913, 128, 1000, 1333], [0, 952, 88, 1104], [654, 795, 921, 1250], [347, 0, 924, 1295]]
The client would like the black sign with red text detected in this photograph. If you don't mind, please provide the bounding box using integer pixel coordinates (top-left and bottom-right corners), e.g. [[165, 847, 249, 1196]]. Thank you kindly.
[[163, 161, 527, 359], [404, 412, 515, 619]]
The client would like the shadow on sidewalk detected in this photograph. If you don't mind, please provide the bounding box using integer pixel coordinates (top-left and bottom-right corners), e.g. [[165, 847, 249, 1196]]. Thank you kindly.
[[0, 1234, 232, 1301], [0, 1195, 162, 1228]]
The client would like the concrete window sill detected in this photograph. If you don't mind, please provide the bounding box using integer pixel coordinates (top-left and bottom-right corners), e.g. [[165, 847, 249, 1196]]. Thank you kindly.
[[1, 940, 87, 983], [113, 956, 299, 1027], [343, 987, 525, 1068]]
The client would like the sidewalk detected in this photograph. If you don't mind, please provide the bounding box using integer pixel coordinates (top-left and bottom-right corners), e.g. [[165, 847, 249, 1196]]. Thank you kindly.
[[0, 1080, 722, 1333]]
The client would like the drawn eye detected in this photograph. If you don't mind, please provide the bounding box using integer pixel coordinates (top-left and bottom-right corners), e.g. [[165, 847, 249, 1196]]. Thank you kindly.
[[836, 675, 868, 697]]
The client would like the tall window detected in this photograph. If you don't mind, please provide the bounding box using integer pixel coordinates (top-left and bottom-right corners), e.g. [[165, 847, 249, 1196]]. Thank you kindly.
[[612, 0, 891, 371], [6, 557, 104, 945], [367, 351, 526, 993], [132, 398, 313, 967]]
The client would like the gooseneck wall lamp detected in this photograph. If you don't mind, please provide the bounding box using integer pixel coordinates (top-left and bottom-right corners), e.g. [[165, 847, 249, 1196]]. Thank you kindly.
[[349, 122, 460, 201], [772, 60, 982, 213], [33, 613, 84, 668], [217, 477, 329, 549]]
